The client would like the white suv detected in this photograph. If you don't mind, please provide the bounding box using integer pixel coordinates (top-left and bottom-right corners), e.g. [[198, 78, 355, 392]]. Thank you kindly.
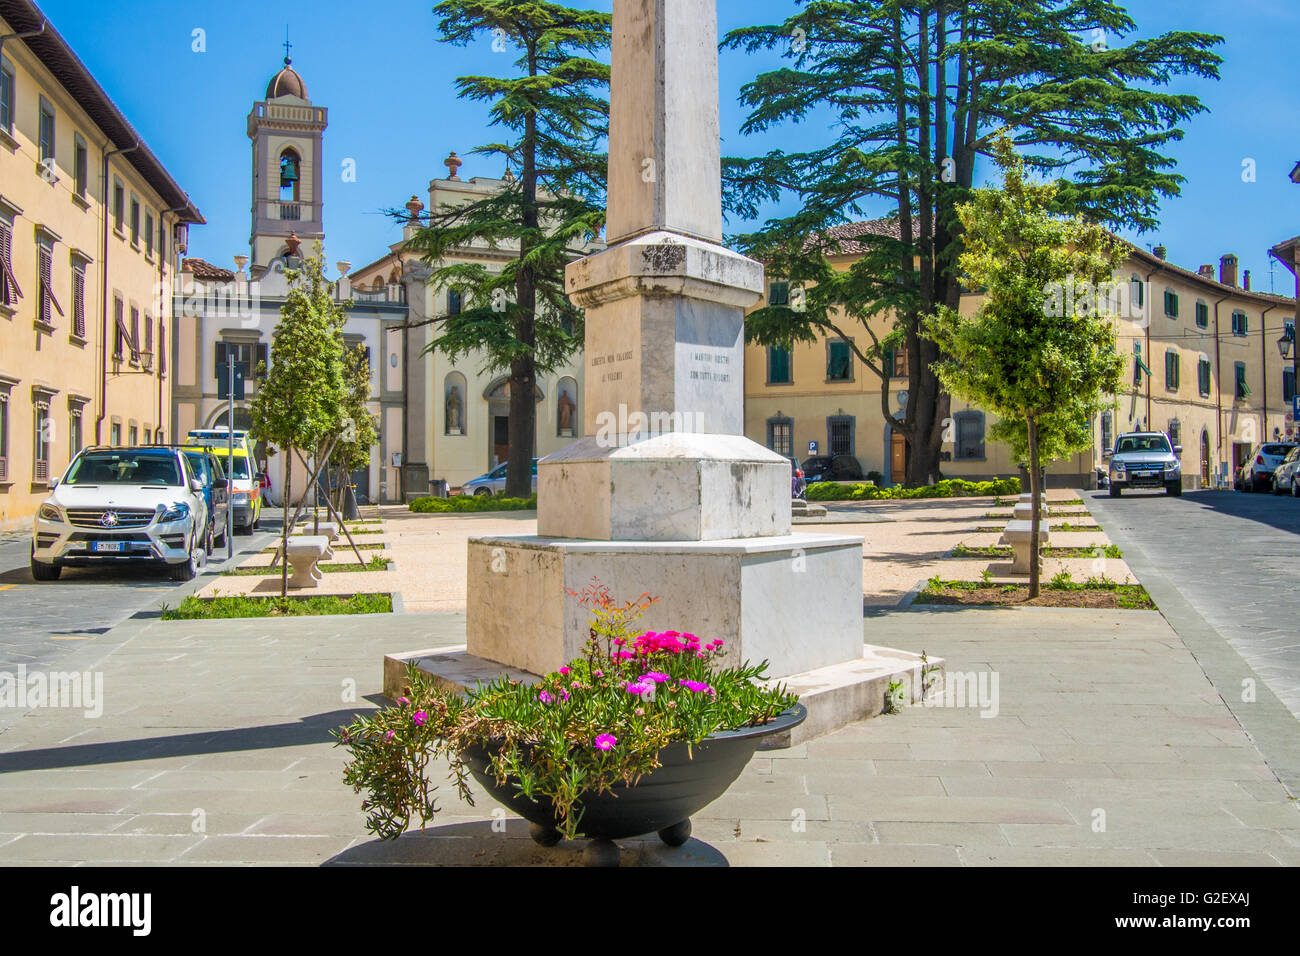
[[31, 447, 209, 582]]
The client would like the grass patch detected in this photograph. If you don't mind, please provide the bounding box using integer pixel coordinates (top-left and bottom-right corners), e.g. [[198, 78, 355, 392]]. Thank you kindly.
[[950, 543, 1122, 559], [808, 477, 1020, 502], [409, 494, 538, 513], [222, 555, 391, 576], [916, 573, 1153, 610], [975, 523, 1100, 533], [983, 510, 1092, 519], [161, 592, 393, 620], [262, 541, 387, 553]]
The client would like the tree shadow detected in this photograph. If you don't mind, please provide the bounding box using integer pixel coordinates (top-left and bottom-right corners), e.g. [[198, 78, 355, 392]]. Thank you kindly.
[[1089, 489, 1300, 538], [325, 817, 729, 867]]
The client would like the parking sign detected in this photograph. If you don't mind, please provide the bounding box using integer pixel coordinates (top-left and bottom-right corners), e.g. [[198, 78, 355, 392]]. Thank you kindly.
[[808, 441, 817, 454]]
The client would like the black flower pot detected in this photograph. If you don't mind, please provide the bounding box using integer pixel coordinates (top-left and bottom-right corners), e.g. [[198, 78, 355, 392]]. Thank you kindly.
[[461, 704, 806, 860]]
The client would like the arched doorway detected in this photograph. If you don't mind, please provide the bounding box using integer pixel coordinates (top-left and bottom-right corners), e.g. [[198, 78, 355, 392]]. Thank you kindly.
[[1200, 429, 1211, 487], [483, 376, 545, 470]]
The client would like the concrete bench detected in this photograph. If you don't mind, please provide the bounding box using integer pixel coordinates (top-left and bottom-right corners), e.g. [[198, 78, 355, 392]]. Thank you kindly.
[[999, 519, 1050, 574], [285, 535, 334, 589], [1012, 501, 1051, 520]]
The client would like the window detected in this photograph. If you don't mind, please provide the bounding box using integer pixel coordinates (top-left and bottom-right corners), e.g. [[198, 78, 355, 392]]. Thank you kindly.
[[1164, 350, 1180, 391], [448, 289, 462, 315], [0, 59, 13, 133], [1231, 310, 1248, 336], [74, 135, 88, 198], [33, 398, 50, 482], [110, 422, 121, 446], [954, 410, 986, 460], [113, 297, 126, 359], [36, 238, 62, 328], [766, 417, 793, 458], [0, 215, 20, 307], [158, 322, 166, 376], [1198, 358, 1212, 397], [1164, 289, 1178, 318], [128, 426, 138, 447], [827, 415, 854, 456], [129, 307, 140, 362], [214, 341, 268, 385], [1168, 419, 1182, 448], [827, 340, 852, 382], [767, 346, 791, 384], [1100, 410, 1113, 456], [1195, 300, 1208, 329], [71, 260, 86, 339], [1235, 362, 1250, 399], [38, 99, 55, 167], [768, 282, 790, 307], [279, 149, 301, 202], [1284, 369, 1296, 405], [1130, 275, 1144, 309], [130, 198, 140, 246], [145, 212, 154, 258], [0, 388, 8, 482], [113, 181, 125, 233], [892, 345, 908, 378], [1133, 342, 1149, 386], [68, 402, 84, 458], [143, 312, 153, 361]]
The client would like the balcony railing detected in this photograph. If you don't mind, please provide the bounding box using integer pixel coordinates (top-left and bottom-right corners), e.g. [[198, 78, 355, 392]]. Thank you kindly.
[[279, 203, 302, 221]]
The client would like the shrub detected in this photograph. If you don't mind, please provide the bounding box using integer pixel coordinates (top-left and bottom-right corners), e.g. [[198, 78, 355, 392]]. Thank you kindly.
[[410, 494, 538, 513], [806, 477, 1020, 501]]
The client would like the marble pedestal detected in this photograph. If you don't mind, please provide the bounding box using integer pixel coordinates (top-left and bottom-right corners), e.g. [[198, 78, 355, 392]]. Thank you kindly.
[[464, 532, 864, 679]]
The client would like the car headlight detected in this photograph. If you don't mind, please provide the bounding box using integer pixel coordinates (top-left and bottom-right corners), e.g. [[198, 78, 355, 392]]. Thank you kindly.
[[37, 503, 64, 522], [1110, 462, 1125, 472], [1165, 461, 1181, 473], [159, 503, 191, 523]]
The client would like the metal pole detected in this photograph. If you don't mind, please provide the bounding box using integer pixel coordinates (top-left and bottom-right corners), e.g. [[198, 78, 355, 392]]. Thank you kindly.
[[227, 354, 234, 561]]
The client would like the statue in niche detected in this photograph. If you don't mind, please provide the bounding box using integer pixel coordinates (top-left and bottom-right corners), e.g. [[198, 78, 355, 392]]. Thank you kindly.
[[557, 386, 576, 435], [446, 384, 464, 435]]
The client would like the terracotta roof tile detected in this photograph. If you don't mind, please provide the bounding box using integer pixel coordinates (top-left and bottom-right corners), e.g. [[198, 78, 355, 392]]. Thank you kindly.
[[183, 258, 234, 281]]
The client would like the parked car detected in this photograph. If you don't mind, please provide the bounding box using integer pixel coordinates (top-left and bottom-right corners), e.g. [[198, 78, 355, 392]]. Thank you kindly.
[[180, 446, 230, 551], [791, 460, 806, 500], [1235, 442, 1298, 493], [462, 459, 540, 496], [210, 447, 263, 533], [1107, 432, 1183, 496], [1269, 445, 1300, 497], [30, 446, 209, 582], [801, 454, 864, 484], [186, 427, 252, 454]]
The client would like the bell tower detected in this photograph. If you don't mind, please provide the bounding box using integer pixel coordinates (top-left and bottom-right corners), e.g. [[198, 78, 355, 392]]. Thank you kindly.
[[247, 46, 326, 269]]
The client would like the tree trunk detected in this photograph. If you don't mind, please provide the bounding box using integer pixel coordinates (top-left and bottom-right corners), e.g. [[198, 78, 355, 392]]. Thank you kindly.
[[1027, 417, 1042, 599], [281, 448, 292, 601]]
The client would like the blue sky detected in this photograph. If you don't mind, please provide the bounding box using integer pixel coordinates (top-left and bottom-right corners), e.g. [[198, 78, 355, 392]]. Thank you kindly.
[[31, 0, 1300, 291]]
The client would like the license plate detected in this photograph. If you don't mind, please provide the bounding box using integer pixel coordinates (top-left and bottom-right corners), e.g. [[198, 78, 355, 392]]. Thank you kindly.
[[92, 541, 124, 553]]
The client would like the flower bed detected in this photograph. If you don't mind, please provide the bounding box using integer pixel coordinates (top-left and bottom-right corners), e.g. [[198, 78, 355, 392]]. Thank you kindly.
[[161, 593, 393, 619], [409, 494, 538, 514], [334, 585, 797, 841]]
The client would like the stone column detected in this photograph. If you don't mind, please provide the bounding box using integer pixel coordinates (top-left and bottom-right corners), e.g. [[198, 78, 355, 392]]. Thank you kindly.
[[463, 0, 866, 686]]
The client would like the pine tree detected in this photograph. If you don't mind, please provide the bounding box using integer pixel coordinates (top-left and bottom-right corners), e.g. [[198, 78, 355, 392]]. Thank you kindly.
[[723, 0, 1221, 486], [404, 0, 610, 499]]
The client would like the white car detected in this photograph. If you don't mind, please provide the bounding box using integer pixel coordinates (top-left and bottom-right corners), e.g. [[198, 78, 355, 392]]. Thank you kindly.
[[1272, 445, 1300, 497], [1236, 442, 1298, 493], [31, 446, 209, 582]]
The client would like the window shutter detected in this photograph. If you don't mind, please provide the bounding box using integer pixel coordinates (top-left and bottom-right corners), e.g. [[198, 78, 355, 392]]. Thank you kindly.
[[257, 343, 269, 378], [215, 341, 227, 380]]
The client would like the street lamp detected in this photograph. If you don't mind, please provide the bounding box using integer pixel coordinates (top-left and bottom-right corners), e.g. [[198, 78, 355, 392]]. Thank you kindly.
[[1281, 325, 1297, 439]]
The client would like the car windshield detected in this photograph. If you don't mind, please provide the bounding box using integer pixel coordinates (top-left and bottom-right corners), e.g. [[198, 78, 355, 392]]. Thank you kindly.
[[64, 452, 181, 486], [214, 456, 251, 479], [1115, 435, 1171, 454], [1261, 444, 1294, 457]]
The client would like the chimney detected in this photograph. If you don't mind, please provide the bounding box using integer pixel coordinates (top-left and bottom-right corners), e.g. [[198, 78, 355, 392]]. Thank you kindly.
[[1219, 254, 1238, 287], [1198, 265, 1215, 279], [1153, 244, 1167, 260], [1243, 269, 1251, 292]]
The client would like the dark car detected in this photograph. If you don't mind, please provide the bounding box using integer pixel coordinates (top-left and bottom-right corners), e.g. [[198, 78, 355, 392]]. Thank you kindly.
[[181, 447, 230, 550], [801, 454, 865, 484]]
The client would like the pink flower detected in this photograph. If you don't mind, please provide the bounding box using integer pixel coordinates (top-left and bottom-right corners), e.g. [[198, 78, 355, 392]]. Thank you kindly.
[[639, 671, 670, 684], [538, 690, 553, 704], [559, 688, 570, 701], [396, 696, 410, 706], [680, 680, 715, 695], [385, 730, 395, 739], [635, 707, 644, 716], [412, 711, 428, 726], [593, 670, 603, 678], [624, 681, 653, 696], [559, 666, 571, 675], [594, 734, 617, 751]]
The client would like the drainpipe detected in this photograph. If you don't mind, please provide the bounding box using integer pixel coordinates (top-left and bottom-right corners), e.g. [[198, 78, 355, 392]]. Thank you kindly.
[[96, 140, 140, 443], [160, 205, 192, 442], [1143, 265, 1160, 427], [1211, 292, 1232, 469], [1261, 303, 1278, 442], [0, 21, 47, 67]]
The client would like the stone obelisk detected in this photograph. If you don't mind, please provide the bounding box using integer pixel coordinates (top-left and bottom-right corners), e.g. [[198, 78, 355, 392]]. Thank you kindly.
[[460, 0, 867, 699]]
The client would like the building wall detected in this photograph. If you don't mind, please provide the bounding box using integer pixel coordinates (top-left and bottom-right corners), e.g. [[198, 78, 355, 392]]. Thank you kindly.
[[0, 19, 181, 530], [744, 251, 1296, 489]]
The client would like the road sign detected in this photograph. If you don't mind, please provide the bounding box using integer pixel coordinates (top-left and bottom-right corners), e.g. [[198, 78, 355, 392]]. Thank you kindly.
[[1293, 395, 1299, 418], [218, 363, 245, 401], [808, 441, 818, 454]]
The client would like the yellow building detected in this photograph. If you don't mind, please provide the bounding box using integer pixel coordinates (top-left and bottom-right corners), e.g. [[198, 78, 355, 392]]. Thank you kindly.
[[0, 0, 203, 530], [744, 221, 1296, 489]]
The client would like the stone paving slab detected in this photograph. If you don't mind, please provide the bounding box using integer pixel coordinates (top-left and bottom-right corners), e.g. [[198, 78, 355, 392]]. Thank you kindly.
[[0, 601, 1295, 866]]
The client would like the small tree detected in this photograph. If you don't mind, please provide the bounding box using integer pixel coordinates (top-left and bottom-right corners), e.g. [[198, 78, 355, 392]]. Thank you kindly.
[[330, 344, 378, 516], [250, 249, 347, 598], [926, 138, 1124, 597]]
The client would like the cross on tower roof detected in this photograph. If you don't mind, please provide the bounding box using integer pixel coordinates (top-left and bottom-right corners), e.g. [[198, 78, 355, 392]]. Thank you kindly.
[[283, 28, 292, 65]]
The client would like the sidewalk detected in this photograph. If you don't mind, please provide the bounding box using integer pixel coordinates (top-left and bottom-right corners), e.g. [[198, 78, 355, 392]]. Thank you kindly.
[[0, 600, 1295, 865]]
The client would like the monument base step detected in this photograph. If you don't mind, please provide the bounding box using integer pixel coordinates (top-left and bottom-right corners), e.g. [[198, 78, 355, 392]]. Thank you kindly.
[[381, 642, 942, 748]]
